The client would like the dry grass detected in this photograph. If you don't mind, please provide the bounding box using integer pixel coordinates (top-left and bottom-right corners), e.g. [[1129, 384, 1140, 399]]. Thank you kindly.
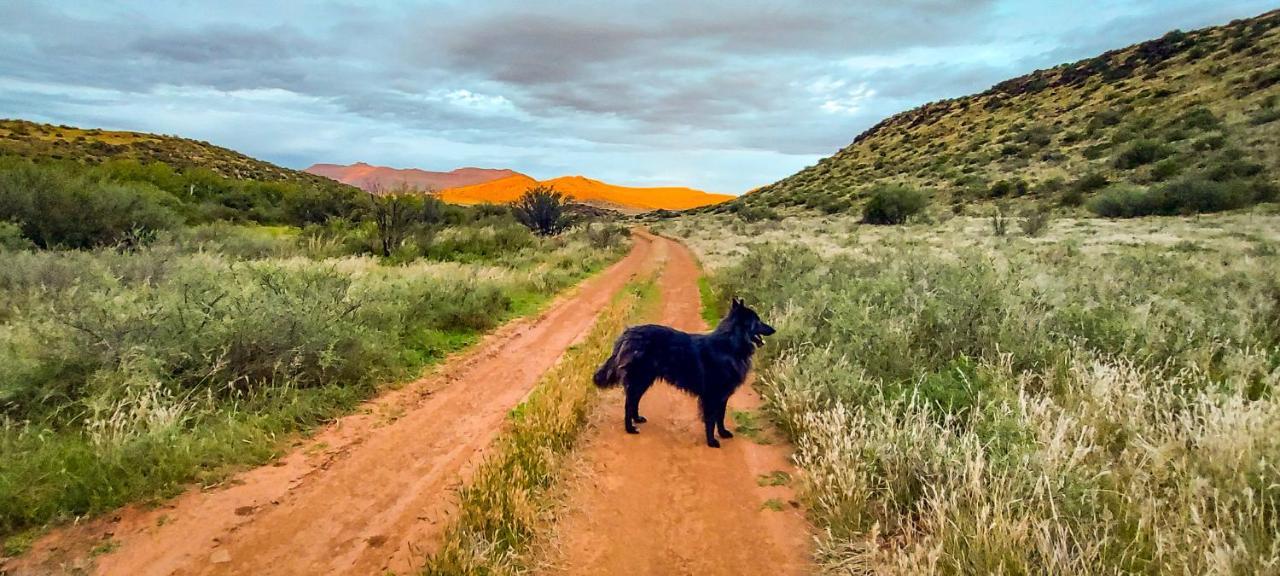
[[678, 209, 1280, 574]]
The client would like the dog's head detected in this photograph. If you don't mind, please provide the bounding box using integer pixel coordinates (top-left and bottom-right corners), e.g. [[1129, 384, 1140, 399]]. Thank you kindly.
[[727, 297, 775, 348]]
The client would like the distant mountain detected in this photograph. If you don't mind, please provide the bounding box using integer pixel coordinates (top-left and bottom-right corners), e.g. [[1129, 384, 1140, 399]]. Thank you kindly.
[[309, 162, 733, 212], [304, 162, 519, 193], [440, 173, 734, 212], [0, 119, 345, 189], [725, 9, 1280, 214]]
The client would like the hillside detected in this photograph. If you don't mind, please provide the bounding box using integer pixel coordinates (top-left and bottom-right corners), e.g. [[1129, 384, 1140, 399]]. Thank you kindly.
[[305, 162, 519, 192], [726, 9, 1280, 214], [442, 173, 734, 212], [0, 119, 346, 190]]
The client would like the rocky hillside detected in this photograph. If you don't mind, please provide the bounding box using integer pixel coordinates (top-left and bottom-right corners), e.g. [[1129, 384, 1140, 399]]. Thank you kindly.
[[0, 119, 347, 190], [727, 9, 1280, 214]]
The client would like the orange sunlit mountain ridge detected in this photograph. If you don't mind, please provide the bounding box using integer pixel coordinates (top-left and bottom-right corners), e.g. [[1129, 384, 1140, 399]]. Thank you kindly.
[[305, 162, 733, 212]]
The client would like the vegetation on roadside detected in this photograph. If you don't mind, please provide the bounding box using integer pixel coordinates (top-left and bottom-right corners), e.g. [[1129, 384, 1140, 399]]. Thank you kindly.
[[675, 210, 1280, 574], [0, 146, 633, 543], [422, 278, 659, 575]]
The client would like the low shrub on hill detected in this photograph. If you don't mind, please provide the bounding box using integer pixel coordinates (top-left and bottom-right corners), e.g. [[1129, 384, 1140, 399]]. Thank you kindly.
[[1088, 176, 1276, 217], [1114, 139, 1172, 169], [862, 185, 929, 225]]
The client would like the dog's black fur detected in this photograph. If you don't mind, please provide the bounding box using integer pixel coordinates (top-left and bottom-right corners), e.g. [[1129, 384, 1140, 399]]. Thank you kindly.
[[593, 298, 775, 448]]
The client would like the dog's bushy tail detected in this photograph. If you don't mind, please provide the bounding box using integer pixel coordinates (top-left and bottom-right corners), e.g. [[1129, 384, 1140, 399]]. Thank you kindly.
[[593, 339, 625, 387]]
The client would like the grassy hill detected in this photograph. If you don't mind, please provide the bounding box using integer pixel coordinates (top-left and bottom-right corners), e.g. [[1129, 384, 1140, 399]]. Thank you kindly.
[[0, 119, 344, 190], [724, 9, 1280, 216]]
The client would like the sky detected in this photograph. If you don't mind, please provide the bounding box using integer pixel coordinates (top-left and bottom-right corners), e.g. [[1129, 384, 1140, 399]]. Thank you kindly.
[[0, 1, 1275, 193]]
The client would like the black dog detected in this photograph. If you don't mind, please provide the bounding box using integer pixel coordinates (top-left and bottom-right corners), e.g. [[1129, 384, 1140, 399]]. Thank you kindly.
[[593, 298, 775, 448]]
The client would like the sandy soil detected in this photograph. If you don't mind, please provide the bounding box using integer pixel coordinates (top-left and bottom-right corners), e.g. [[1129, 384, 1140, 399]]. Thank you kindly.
[[6, 233, 656, 576], [540, 235, 813, 575]]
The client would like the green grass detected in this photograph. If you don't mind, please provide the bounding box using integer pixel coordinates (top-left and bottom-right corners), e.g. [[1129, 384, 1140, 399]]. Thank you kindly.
[[697, 275, 724, 326], [422, 278, 660, 575], [760, 498, 786, 512], [730, 410, 773, 445], [756, 471, 792, 487]]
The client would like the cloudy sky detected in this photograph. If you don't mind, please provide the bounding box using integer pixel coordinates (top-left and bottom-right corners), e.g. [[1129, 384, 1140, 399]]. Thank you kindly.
[[1, 1, 1274, 192]]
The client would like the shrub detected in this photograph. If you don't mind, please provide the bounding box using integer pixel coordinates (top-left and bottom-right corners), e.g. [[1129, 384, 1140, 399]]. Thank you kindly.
[[0, 221, 32, 251], [1087, 177, 1267, 218], [511, 186, 568, 236], [990, 204, 1009, 236], [1114, 139, 1171, 169], [584, 222, 630, 250], [861, 186, 929, 225], [0, 164, 181, 249], [1020, 206, 1052, 237], [989, 179, 1029, 198], [734, 203, 780, 222], [1073, 172, 1110, 193], [1086, 184, 1156, 218], [370, 192, 425, 257], [1178, 106, 1220, 130], [1206, 152, 1264, 181], [1151, 158, 1182, 181], [1192, 133, 1226, 151]]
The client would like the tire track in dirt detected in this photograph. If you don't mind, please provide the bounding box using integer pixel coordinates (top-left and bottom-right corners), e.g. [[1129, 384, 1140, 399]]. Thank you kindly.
[[7, 233, 657, 576], [541, 234, 812, 575]]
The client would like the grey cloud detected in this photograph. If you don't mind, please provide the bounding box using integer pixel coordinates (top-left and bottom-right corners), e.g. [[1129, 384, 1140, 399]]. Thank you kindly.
[[1, 0, 1274, 192], [128, 25, 319, 64]]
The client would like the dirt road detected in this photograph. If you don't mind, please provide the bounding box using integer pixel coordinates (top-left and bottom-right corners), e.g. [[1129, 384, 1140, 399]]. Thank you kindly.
[[10, 233, 658, 576], [542, 236, 812, 575]]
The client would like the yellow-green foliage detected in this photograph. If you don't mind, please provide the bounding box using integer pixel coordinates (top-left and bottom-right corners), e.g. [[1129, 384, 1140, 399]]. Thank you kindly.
[[718, 10, 1280, 214], [0, 119, 338, 188], [680, 210, 1280, 574], [422, 280, 659, 575]]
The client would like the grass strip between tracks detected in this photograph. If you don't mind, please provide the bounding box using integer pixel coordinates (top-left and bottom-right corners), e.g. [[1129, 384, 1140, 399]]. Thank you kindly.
[[422, 275, 660, 575]]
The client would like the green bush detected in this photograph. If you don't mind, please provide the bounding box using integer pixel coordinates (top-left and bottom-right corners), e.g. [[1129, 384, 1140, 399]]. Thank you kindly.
[[861, 186, 929, 225], [1114, 139, 1172, 169], [989, 179, 1029, 198], [1073, 172, 1110, 193], [1151, 158, 1183, 181], [0, 221, 32, 251], [0, 164, 181, 248], [1087, 177, 1270, 218]]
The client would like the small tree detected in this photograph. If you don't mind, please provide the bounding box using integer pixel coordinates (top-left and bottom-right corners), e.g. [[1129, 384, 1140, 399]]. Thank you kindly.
[[861, 185, 928, 225], [511, 185, 568, 236], [365, 183, 429, 256]]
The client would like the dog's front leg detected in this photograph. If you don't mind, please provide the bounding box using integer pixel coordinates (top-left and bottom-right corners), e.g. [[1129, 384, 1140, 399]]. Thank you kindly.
[[716, 398, 734, 439]]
